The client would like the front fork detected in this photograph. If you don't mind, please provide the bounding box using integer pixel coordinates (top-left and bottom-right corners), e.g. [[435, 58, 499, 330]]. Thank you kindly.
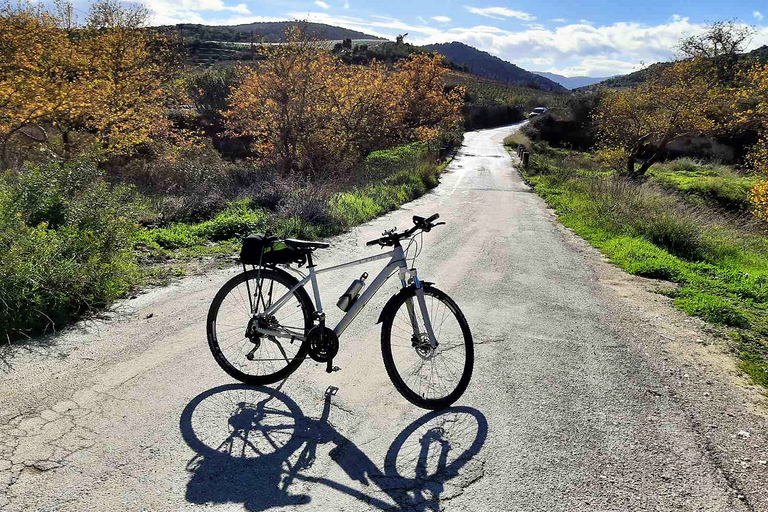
[[400, 268, 438, 349]]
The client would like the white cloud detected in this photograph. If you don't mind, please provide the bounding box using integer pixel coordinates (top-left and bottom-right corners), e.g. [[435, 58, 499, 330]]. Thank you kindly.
[[465, 6, 536, 21], [448, 25, 510, 35], [228, 3, 250, 14], [344, 1, 350, 8], [432, 16, 452, 23], [315, 1, 330, 9], [550, 18, 567, 23], [140, 0, 278, 24], [409, 17, 718, 76], [755, 11, 765, 21]]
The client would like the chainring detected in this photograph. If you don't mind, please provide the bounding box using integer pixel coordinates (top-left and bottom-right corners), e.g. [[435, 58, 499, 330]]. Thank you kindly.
[[306, 326, 339, 363]]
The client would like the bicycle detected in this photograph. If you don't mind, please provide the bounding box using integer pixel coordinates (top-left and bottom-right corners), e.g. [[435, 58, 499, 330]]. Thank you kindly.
[[206, 213, 473, 409]]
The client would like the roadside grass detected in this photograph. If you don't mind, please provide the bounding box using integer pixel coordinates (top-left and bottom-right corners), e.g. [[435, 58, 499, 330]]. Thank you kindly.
[[503, 132, 532, 152], [0, 143, 448, 341], [648, 158, 760, 212], [511, 142, 768, 389], [137, 145, 446, 265]]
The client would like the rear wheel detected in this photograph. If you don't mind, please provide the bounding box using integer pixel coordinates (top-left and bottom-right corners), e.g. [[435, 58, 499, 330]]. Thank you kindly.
[[207, 268, 314, 385], [380, 285, 473, 410]]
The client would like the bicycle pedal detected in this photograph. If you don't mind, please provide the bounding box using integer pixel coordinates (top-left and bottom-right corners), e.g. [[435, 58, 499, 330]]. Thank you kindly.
[[325, 362, 341, 373]]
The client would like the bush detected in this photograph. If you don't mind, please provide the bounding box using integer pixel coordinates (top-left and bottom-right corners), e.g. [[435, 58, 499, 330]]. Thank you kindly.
[[112, 144, 262, 224], [503, 132, 531, 151], [0, 162, 140, 339]]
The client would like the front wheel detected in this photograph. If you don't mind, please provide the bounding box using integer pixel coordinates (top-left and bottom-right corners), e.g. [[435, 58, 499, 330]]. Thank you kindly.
[[380, 285, 473, 410]]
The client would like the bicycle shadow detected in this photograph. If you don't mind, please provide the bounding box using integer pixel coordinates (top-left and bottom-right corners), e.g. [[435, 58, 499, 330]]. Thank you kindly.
[[179, 383, 487, 511]]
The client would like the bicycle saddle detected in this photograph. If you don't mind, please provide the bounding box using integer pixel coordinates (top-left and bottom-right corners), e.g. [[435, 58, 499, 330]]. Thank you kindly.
[[283, 239, 330, 250]]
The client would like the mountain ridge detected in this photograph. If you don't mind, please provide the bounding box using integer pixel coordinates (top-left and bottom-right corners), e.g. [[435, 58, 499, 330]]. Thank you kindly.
[[422, 42, 567, 92], [160, 21, 385, 43], [533, 71, 611, 90]]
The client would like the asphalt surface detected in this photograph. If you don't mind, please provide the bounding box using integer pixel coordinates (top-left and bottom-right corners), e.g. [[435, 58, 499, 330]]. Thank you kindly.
[[1, 123, 766, 511]]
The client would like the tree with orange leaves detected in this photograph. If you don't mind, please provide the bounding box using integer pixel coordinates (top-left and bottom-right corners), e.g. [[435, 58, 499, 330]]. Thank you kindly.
[[225, 28, 464, 178], [593, 58, 720, 177], [0, 2, 79, 167], [733, 62, 768, 220], [0, 0, 180, 167]]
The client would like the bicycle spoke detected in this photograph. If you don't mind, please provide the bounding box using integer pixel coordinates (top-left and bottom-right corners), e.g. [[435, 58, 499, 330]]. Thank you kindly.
[[212, 273, 309, 380], [387, 290, 468, 403]]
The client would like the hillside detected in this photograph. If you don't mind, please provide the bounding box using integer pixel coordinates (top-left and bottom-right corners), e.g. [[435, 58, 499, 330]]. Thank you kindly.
[[587, 44, 768, 90], [162, 21, 385, 43], [533, 71, 610, 90], [422, 42, 567, 92]]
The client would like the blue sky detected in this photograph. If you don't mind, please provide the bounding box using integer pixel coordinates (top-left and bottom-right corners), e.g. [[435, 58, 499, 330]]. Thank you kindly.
[[94, 1, 768, 76]]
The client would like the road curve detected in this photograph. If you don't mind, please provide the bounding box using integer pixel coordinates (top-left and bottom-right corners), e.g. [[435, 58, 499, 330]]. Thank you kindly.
[[1, 123, 765, 511]]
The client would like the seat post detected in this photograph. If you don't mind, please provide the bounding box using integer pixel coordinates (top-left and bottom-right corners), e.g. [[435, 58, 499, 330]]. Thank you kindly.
[[306, 251, 315, 268]]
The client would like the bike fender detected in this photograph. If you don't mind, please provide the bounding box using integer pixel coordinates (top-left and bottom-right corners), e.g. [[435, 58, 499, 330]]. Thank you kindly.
[[376, 282, 434, 324]]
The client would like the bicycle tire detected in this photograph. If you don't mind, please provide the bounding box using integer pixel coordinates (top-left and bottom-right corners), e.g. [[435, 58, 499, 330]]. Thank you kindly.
[[207, 268, 314, 385], [380, 285, 473, 410]]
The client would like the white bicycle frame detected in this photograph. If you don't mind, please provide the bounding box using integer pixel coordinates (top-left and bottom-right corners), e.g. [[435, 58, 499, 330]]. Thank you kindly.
[[254, 245, 438, 347]]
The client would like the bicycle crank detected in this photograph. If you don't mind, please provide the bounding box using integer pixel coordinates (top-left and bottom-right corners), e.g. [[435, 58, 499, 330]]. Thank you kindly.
[[307, 326, 339, 362]]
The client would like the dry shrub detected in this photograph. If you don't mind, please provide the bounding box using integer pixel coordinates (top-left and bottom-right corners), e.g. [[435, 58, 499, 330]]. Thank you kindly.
[[583, 176, 709, 260]]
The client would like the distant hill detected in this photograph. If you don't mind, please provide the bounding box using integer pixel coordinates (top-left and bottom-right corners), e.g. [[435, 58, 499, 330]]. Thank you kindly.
[[586, 45, 768, 90], [163, 21, 385, 43], [533, 72, 611, 90], [422, 42, 567, 92]]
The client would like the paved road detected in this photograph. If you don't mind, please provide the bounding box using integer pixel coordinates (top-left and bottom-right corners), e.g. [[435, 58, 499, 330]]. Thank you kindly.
[[1, 123, 766, 511]]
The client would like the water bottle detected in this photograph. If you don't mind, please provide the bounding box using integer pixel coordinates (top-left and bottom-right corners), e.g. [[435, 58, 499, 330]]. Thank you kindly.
[[337, 273, 368, 312]]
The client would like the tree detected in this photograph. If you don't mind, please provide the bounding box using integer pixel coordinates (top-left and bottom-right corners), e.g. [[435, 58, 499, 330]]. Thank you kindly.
[[677, 19, 753, 82], [391, 53, 464, 146], [0, 2, 80, 167], [734, 63, 768, 220], [74, 0, 180, 157], [594, 58, 719, 177], [225, 28, 343, 176], [678, 20, 753, 57], [0, 0, 181, 168]]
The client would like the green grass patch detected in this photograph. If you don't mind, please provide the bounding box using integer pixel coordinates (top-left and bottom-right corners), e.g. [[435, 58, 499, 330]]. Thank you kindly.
[[648, 158, 760, 212], [519, 145, 768, 390]]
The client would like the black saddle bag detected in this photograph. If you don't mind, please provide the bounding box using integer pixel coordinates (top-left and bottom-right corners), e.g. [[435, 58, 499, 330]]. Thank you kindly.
[[240, 234, 306, 266]]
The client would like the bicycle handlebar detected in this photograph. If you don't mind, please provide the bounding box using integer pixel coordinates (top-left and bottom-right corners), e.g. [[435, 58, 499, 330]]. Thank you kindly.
[[366, 214, 443, 247]]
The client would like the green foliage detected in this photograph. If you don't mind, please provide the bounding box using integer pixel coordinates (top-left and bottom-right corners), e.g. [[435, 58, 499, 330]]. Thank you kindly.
[[187, 66, 242, 121], [362, 142, 428, 180], [0, 162, 140, 339], [520, 143, 768, 389]]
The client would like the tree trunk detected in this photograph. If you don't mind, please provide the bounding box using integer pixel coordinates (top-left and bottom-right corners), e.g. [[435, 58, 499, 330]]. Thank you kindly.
[[62, 130, 72, 161], [632, 140, 669, 178], [626, 154, 636, 175], [0, 136, 10, 170]]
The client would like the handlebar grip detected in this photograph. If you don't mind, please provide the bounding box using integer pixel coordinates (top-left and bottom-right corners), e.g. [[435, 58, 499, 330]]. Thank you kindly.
[[366, 238, 379, 246], [426, 213, 440, 223]]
